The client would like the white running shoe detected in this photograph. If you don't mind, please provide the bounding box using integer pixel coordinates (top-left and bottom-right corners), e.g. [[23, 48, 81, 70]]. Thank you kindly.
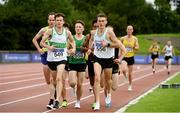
[[105, 95, 111, 108], [93, 102, 100, 110], [128, 85, 132, 91], [74, 101, 80, 108]]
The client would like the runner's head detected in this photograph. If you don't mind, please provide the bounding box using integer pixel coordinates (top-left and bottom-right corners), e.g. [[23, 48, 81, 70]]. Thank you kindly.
[[167, 40, 171, 46], [75, 20, 85, 35], [92, 19, 98, 30], [107, 25, 113, 32], [55, 13, 65, 28], [126, 25, 133, 36], [48, 12, 55, 28], [96, 13, 107, 29], [153, 40, 158, 46]]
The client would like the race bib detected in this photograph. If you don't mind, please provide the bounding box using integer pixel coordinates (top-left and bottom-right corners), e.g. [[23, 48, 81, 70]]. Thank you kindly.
[[167, 50, 171, 54], [153, 51, 158, 55], [73, 50, 84, 59], [126, 47, 133, 52], [52, 48, 64, 58], [96, 41, 107, 52]]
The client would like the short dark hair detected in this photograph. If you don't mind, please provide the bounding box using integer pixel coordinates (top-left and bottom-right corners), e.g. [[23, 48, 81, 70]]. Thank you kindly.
[[75, 20, 85, 26], [92, 19, 97, 25], [96, 13, 107, 19], [55, 13, 65, 19], [48, 12, 56, 16]]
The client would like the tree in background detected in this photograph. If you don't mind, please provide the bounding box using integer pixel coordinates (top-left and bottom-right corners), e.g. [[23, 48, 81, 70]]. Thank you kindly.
[[0, 0, 179, 50]]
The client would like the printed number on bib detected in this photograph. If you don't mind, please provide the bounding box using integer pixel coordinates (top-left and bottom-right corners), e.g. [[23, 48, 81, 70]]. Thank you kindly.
[[74, 51, 84, 59], [126, 47, 133, 52], [96, 42, 107, 52], [53, 48, 64, 58]]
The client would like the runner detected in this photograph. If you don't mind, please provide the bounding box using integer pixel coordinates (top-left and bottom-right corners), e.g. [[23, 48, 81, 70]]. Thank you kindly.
[[108, 26, 126, 91], [40, 13, 75, 109], [68, 20, 86, 109], [60, 23, 71, 107], [82, 19, 98, 93], [32, 12, 56, 109], [162, 40, 174, 75], [87, 13, 124, 110], [148, 40, 160, 74], [81, 19, 98, 109], [120, 25, 139, 91]]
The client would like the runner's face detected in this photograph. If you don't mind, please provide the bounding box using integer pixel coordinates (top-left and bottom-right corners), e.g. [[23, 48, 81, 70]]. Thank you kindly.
[[97, 17, 107, 29], [167, 41, 171, 46], [92, 23, 98, 30], [48, 15, 55, 28], [75, 23, 84, 34], [127, 26, 133, 35], [55, 16, 64, 28]]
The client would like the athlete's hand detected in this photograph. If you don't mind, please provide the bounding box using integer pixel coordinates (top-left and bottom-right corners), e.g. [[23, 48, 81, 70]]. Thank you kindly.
[[87, 49, 92, 55], [114, 58, 122, 64], [48, 46, 55, 51], [101, 40, 108, 47], [67, 49, 75, 55], [38, 48, 44, 54]]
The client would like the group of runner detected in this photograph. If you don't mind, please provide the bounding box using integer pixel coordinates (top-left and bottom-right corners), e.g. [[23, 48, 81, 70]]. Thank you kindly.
[[149, 40, 175, 75], [32, 12, 174, 111]]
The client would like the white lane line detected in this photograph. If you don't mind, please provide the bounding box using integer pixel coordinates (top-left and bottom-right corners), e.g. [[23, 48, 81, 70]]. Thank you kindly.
[[44, 68, 166, 113], [0, 82, 90, 107], [0, 67, 151, 93], [0, 73, 42, 80], [0, 66, 155, 108], [0, 93, 49, 106], [0, 83, 45, 94], [0, 77, 43, 85], [114, 71, 180, 113], [0, 71, 41, 77]]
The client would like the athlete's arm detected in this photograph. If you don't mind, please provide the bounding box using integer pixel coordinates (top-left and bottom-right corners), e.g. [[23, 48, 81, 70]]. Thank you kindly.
[[86, 30, 95, 55], [40, 29, 54, 51], [134, 37, 139, 50], [162, 46, 166, 54], [148, 45, 153, 53], [116, 40, 127, 63], [80, 34, 90, 52], [104, 30, 120, 48], [32, 28, 45, 54], [67, 30, 76, 55]]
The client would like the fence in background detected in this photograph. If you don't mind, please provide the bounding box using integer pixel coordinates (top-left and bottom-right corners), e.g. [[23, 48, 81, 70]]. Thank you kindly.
[[0, 51, 180, 64]]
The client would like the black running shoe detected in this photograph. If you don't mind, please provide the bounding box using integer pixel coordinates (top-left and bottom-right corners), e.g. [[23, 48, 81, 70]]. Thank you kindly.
[[53, 100, 60, 109], [46, 99, 54, 109]]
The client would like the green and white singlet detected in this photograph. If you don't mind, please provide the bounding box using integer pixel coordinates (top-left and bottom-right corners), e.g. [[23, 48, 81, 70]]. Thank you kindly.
[[47, 27, 68, 61]]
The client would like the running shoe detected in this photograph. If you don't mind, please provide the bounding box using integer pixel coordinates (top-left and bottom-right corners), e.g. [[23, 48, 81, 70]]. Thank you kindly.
[[46, 99, 54, 109], [74, 101, 80, 108], [91, 102, 96, 109], [128, 85, 132, 91], [61, 99, 68, 107], [93, 102, 100, 110], [105, 96, 111, 108], [53, 100, 60, 109]]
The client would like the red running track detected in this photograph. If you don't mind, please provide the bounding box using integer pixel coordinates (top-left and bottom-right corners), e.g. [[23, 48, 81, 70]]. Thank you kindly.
[[0, 63, 179, 112]]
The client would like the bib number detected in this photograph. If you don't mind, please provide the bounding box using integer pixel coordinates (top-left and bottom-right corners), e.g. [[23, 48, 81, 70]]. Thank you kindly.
[[126, 47, 133, 52], [96, 42, 107, 52], [74, 51, 84, 59], [53, 48, 64, 58]]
